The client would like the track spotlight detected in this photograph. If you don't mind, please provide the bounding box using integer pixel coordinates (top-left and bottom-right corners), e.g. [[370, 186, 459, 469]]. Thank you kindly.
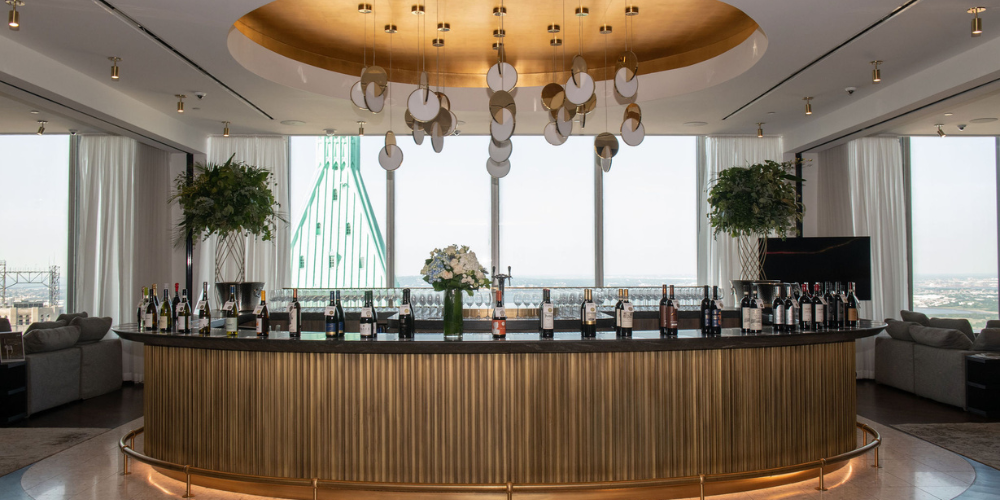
[[969, 7, 985, 37], [803, 97, 813, 115], [175, 94, 186, 113], [757, 123, 764, 138], [36, 120, 46, 135], [6, 0, 23, 31], [108, 57, 121, 80], [871, 61, 882, 83], [357, 3, 372, 13], [935, 124, 946, 137], [358, 121, 365, 136], [222, 121, 230, 137]]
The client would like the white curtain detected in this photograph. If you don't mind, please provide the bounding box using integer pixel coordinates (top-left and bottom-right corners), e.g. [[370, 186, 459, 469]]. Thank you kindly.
[[697, 135, 784, 305], [195, 136, 290, 297], [817, 138, 908, 379], [76, 136, 172, 383]]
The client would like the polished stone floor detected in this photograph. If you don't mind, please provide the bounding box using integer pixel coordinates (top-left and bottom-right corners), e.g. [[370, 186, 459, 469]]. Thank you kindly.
[[0, 382, 997, 499]]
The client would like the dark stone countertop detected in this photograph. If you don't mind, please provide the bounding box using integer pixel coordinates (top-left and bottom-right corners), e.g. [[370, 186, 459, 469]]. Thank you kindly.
[[113, 320, 885, 354]]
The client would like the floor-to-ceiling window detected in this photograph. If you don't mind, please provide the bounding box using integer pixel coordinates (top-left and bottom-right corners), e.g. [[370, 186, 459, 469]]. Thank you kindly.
[[910, 137, 998, 329], [0, 135, 71, 324]]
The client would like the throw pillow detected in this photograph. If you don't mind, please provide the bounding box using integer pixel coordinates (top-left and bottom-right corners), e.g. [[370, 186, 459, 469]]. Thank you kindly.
[[927, 318, 975, 342], [973, 329, 1000, 351], [986, 320, 1000, 329], [900, 310, 930, 326], [23, 325, 81, 354], [884, 320, 918, 342], [70, 316, 112, 343], [908, 325, 974, 350], [24, 320, 67, 334], [57, 312, 88, 323]]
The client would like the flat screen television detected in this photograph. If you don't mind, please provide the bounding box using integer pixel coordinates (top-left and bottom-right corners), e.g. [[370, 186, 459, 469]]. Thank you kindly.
[[762, 237, 872, 300]]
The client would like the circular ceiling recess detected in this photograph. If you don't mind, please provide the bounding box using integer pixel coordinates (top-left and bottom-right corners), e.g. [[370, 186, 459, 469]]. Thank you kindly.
[[234, 0, 760, 88]]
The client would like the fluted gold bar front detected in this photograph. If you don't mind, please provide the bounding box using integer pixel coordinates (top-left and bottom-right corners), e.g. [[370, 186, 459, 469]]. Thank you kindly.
[[144, 343, 856, 486]]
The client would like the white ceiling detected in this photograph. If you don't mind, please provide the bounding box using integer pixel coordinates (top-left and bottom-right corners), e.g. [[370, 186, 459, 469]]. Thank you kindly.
[[1, 0, 999, 151]]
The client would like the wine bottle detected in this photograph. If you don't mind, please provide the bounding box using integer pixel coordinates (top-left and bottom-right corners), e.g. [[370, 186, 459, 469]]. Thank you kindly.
[[700, 285, 712, 335], [749, 287, 763, 334], [198, 282, 212, 334], [137, 286, 148, 327], [824, 282, 837, 329], [811, 283, 825, 331], [783, 284, 797, 332], [614, 289, 624, 336], [620, 289, 634, 337], [772, 286, 785, 333], [580, 289, 597, 337], [359, 291, 375, 338], [171, 283, 181, 330], [335, 291, 346, 336], [658, 285, 669, 335], [665, 285, 679, 336], [740, 289, 751, 333], [177, 289, 191, 334], [143, 287, 156, 332], [256, 290, 270, 337], [151, 283, 160, 311], [711, 286, 723, 335], [288, 288, 301, 337], [325, 291, 338, 338], [399, 288, 414, 338], [224, 285, 238, 336], [540, 288, 554, 338], [846, 282, 860, 328], [836, 282, 847, 329], [159, 289, 172, 332], [491, 288, 507, 338], [798, 283, 812, 331]]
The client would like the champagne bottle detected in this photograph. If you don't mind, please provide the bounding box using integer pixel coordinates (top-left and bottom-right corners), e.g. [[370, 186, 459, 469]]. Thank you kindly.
[[256, 290, 270, 337], [700, 285, 712, 335], [171, 283, 181, 330], [798, 283, 812, 331], [846, 282, 860, 328], [335, 291, 346, 336], [325, 291, 338, 338], [491, 288, 507, 338], [783, 284, 797, 332], [772, 286, 785, 333], [811, 283, 825, 331], [224, 285, 238, 336], [749, 287, 763, 334], [711, 286, 722, 335], [620, 289, 634, 337], [137, 286, 148, 327], [159, 289, 172, 332], [580, 289, 597, 337], [614, 289, 624, 336], [198, 282, 212, 335], [177, 289, 191, 334], [740, 289, 751, 333], [540, 288, 554, 338], [399, 288, 414, 339], [359, 291, 375, 338], [288, 288, 301, 337], [664, 285, 679, 336]]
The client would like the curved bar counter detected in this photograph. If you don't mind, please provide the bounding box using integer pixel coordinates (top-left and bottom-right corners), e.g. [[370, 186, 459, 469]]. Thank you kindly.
[[115, 321, 885, 499]]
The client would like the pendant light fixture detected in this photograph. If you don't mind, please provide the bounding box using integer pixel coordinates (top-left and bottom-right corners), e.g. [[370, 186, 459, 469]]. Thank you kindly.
[[870, 61, 882, 83], [36, 120, 45, 135], [222, 121, 230, 137], [6, 0, 22, 31], [486, 0, 514, 178], [969, 7, 985, 37], [935, 124, 946, 137], [379, 15, 404, 171], [108, 57, 121, 80], [757, 122, 764, 138], [175, 94, 186, 113], [358, 121, 365, 136], [803, 97, 813, 115]]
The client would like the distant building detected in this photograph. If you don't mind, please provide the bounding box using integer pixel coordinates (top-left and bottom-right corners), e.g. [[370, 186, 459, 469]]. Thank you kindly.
[[0, 301, 63, 329]]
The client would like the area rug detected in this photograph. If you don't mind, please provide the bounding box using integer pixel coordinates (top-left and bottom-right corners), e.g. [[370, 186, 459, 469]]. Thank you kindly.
[[893, 422, 1000, 470], [0, 428, 107, 477]]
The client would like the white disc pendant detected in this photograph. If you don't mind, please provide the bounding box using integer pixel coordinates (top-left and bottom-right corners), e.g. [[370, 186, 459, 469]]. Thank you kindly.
[[556, 107, 573, 136], [600, 156, 612, 172], [364, 83, 385, 113], [621, 118, 645, 146], [486, 62, 518, 92], [489, 138, 512, 162], [544, 122, 567, 146], [413, 129, 425, 145], [565, 72, 595, 106], [351, 81, 368, 110], [614, 67, 639, 99], [445, 111, 458, 136], [486, 158, 511, 178], [490, 108, 515, 142], [431, 122, 445, 153], [407, 88, 441, 122], [378, 145, 403, 171]]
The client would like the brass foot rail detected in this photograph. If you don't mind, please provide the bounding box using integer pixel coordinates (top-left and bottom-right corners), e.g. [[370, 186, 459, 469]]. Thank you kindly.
[[120, 422, 882, 500]]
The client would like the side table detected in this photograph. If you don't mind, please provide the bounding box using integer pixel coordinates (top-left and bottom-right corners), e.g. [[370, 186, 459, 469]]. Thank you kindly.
[[966, 353, 1000, 418], [0, 361, 27, 425]]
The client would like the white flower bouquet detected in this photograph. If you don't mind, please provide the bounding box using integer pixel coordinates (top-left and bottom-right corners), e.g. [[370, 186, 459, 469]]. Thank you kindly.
[[421, 244, 491, 294]]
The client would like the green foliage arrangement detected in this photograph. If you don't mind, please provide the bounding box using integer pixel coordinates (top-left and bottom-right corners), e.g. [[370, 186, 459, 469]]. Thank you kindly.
[[707, 159, 804, 239], [170, 154, 284, 245]]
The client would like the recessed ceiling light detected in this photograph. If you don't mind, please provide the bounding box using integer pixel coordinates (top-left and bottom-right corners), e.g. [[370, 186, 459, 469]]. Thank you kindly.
[[280, 120, 306, 126], [684, 121, 708, 127], [767, 111, 776, 115], [970, 117, 997, 123], [944, 113, 954, 116], [29, 109, 38, 114]]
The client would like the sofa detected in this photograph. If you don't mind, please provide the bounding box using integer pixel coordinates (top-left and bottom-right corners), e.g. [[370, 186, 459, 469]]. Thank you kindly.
[[2, 312, 124, 415], [875, 310, 1000, 408]]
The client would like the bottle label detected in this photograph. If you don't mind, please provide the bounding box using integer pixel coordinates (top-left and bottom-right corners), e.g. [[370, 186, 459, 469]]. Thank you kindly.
[[399, 305, 411, 316], [197, 300, 207, 312], [584, 305, 597, 323], [541, 305, 554, 329], [177, 317, 188, 331], [223, 301, 235, 312], [256, 318, 264, 333], [325, 306, 337, 316], [199, 318, 209, 329], [492, 319, 506, 336], [144, 313, 153, 329], [224, 317, 237, 333], [288, 309, 298, 333], [176, 304, 185, 315], [774, 305, 784, 325], [668, 307, 678, 328], [253, 304, 264, 315], [801, 306, 812, 324], [848, 308, 859, 321], [361, 307, 374, 319], [785, 306, 795, 328], [715, 300, 724, 310], [158, 316, 169, 331], [337, 320, 346, 335], [493, 306, 506, 318], [819, 297, 828, 306], [711, 310, 721, 329], [326, 321, 337, 334], [659, 305, 668, 328], [621, 304, 634, 328], [742, 307, 751, 330], [750, 309, 763, 331], [815, 305, 824, 323], [360, 323, 373, 336]]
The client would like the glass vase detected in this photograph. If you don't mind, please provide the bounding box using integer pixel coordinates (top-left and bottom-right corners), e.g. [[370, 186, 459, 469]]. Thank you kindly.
[[443, 288, 464, 339]]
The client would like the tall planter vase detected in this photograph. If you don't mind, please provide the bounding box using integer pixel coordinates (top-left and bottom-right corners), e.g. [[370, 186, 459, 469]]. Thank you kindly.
[[443, 288, 464, 339]]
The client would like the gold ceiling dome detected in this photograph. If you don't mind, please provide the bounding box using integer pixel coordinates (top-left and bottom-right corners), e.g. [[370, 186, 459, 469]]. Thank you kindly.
[[235, 0, 759, 88]]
